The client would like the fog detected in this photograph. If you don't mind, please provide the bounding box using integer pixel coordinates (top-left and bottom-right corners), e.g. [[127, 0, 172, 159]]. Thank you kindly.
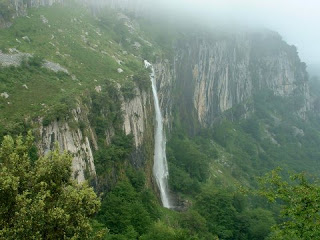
[[99, 0, 320, 74], [159, 0, 319, 68]]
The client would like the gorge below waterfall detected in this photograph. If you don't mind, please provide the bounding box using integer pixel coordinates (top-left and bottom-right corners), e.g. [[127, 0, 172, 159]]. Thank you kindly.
[[144, 60, 171, 209]]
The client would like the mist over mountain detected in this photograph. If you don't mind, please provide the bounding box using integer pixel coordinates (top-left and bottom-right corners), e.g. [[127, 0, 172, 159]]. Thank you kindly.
[[308, 63, 320, 77], [89, 0, 320, 71]]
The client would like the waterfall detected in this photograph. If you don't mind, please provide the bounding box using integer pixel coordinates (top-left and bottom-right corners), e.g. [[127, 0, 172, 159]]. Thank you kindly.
[[144, 60, 171, 209]]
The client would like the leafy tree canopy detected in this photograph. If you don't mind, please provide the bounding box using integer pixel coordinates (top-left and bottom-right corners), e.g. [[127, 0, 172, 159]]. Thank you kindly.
[[260, 169, 320, 240], [0, 132, 101, 240]]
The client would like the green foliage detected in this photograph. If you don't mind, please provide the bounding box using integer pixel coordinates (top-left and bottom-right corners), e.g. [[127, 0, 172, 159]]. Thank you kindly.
[[42, 102, 71, 126], [260, 169, 320, 239], [0, 63, 75, 129], [194, 189, 274, 240], [141, 45, 155, 62], [89, 84, 122, 140], [169, 136, 209, 182], [251, 90, 320, 174], [27, 55, 44, 67], [240, 208, 275, 240], [139, 221, 192, 240], [121, 80, 136, 100], [0, 3, 153, 133], [97, 180, 160, 238], [241, 117, 262, 140], [132, 69, 151, 91], [140, 189, 161, 221], [195, 189, 237, 239], [0, 132, 100, 239], [168, 163, 200, 194], [167, 132, 214, 194], [94, 133, 134, 175], [127, 168, 146, 192], [179, 210, 210, 238], [161, 88, 320, 239]]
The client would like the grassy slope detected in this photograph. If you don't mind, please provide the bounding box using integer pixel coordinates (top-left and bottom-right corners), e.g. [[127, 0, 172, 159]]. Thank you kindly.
[[0, 3, 154, 135]]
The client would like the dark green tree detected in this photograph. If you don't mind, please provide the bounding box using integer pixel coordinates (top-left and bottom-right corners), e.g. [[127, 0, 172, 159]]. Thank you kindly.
[[0, 133, 101, 240], [260, 169, 320, 240], [139, 221, 195, 240], [195, 190, 237, 239], [97, 180, 152, 236], [241, 208, 275, 240]]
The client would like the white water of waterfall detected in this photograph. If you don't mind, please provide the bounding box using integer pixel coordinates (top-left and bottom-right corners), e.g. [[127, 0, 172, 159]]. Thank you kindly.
[[144, 60, 171, 209]]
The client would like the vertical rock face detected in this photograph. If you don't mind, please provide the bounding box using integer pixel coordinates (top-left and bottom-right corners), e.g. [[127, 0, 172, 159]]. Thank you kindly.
[[174, 34, 253, 126], [154, 60, 174, 131], [250, 32, 309, 93], [121, 86, 155, 171], [37, 86, 153, 183], [39, 120, 96, 183], [249, 32, 310, 117], [38, 106, 97, 184], [157, 31, 311, 127], [121, 87, 152, 148]]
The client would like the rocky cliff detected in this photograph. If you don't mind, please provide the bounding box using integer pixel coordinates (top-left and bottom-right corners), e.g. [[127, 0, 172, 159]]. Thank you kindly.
[[121, 87, 152, 148], [36, 85, 154, 184], [157, 31, 311, 128], [38, 118, 97, 184], [154, 60, 175, 131]]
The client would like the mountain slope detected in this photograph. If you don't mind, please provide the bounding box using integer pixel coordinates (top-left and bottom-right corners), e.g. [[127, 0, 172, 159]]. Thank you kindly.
[[1, 2, 320, 239]]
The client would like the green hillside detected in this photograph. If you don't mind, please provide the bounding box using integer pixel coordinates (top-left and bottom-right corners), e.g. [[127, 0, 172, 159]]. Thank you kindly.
[[0, 3, 154, 136], [1, 2, 320, 240]]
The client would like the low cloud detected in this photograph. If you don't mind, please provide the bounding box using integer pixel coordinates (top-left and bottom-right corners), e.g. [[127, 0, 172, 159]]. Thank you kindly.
[[96, 0, 320, 68]]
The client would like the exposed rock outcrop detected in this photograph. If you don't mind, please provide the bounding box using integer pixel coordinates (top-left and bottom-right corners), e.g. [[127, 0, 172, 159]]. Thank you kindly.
[[154, 60, 174, 131], [43, 60, 69, 74], [39, 120, 96, 183], [0, 50, 32, 66], [36, 83, 154, 183], [121, 87, 152, 148], [38, 106, 97, 184], [157, 31, 311, 127], [174, 34, 253, 126], [0, 50, 69, 73]]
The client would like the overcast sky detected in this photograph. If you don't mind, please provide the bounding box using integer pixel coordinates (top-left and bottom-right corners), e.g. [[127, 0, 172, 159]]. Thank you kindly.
[[141, 0, 320, 69]]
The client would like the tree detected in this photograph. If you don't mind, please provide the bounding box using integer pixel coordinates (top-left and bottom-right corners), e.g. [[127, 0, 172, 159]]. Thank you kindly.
[[97, 180, 152, 236], [240, 208, 275, 240], [139, 221, 193, 240], [260, 169, 320, 240], [0, 133, 101, 240], [195, 189, 237, 239]]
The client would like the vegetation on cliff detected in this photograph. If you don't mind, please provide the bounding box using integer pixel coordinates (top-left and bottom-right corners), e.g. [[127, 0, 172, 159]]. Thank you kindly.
[[0, 133, 100, 239], [1, 2, 320, 240]]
